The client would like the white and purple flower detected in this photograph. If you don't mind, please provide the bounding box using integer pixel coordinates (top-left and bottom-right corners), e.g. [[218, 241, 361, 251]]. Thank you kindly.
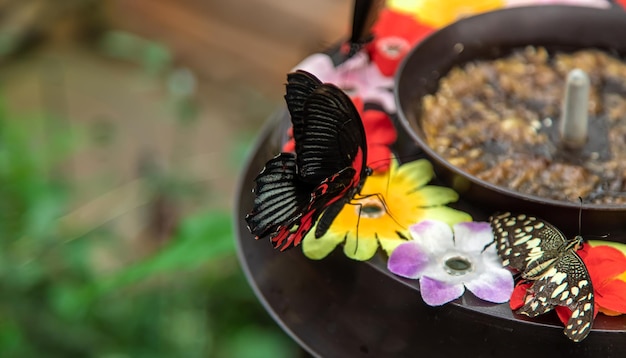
[[388, 220, 514, 306]]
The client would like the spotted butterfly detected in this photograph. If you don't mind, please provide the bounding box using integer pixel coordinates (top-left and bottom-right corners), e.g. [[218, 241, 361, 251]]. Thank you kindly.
[[245, 70, 370, 251], [489, 212, 594, 342]]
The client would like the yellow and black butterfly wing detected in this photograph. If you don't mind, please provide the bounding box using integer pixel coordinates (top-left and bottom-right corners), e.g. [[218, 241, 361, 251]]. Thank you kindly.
[[518, 251, 594, 342], [489, 212, 595, 342]]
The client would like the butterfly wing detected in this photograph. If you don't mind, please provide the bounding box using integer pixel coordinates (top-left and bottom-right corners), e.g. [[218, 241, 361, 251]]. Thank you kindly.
[[287, 70, 368, 184], [518, 252, 594, 342], [287, 70, 370, 239], [245, 153, 314, 240], [247, 71, 369, 250], [489, 212, 567, 275], [270, 166, 359, 250], [284, 71, 322, 153]]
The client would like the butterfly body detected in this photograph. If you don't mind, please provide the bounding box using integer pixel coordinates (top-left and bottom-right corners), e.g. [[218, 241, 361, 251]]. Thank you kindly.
[[245, 70, 369, 251], [522, 235, 583, 280], [489, 212, 594, 342]]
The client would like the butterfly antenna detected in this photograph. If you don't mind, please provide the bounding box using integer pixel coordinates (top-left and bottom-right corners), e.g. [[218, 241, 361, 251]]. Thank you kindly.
[[384, 161, 393, 198], [481, 240, 495, 253], [577, 197, 583, 237], [353, 202, 363, 255]]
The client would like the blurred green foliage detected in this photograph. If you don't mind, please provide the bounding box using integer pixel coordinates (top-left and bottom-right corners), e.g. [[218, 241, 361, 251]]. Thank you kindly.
[[0, 47, 298, 356]]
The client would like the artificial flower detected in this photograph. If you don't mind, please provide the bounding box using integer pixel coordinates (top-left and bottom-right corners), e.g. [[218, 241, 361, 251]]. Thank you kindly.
[[388, 220, 514, 306], [302, 159, 471, 261], [388, 0, 505, 28], [578, 242, 626, 316], [506, 0, 609, 9], [354, 97, 396, 172], [367, 8, 435, 76], [293, 52, 397, 113]]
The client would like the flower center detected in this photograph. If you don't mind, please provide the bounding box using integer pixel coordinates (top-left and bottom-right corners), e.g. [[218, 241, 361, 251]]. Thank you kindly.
[[443, 256, 474, 276], [356, 199, 386, 219], [377, 36, 409, 59]]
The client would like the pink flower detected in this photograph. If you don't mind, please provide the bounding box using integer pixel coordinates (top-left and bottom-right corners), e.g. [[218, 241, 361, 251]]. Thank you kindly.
[[294, 52, 396, 113]]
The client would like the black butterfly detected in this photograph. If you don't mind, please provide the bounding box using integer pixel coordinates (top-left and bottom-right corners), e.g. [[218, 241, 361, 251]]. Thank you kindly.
[[489, 212, 594, 342], [245, 70, 370, 251]]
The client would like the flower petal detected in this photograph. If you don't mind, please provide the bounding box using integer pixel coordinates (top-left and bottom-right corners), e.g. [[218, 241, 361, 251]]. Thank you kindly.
[[555, 306, 572, 326], [369, 8, 435, 75], [584, 244, 626, 280], [360, 64, 397, 113], [301, 229, 344, 260], [362, 109, 396, 171], [588, 240, 626, 256], [409, 220, 454, 253], [506, 0, 610, 10], [416, 206, 473, 227], [343, 232, 379, 261], [419, 276, 465, 306], [293, 53, 335, 81], [387, 241, 429, 278], [413, 185, 460, 206], [453, 221, 495, 253], [379, 235, 409, 256], [465, 265, 514, 303], [395, 159, 434, 189], [595, 279, 626, 314], [367, 144, 394, 173], [510, 282, 532, 310], [362, 110, 396, 146], [598, 307, 624, 316]]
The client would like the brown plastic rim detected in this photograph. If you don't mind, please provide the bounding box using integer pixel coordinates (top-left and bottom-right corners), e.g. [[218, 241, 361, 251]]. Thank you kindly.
[[395, 5, 626, 237]]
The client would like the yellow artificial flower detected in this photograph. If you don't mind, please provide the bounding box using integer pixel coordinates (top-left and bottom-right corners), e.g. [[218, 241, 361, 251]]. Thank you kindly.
[[302, 159, 472, 261], [388, 0, 505, 28]]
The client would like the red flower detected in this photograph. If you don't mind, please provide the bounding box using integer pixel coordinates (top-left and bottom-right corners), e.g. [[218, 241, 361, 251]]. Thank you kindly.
[[509, 281, 529, 311], [367, 9, 435, 76], [353, 98, 396, 172], [283, 127, 295, 152], [281, 97, 397, 172], [578, 244, 626, 315]]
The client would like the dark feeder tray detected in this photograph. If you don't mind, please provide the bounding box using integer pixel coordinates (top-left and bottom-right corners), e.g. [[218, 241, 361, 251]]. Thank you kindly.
[[396, 5, 626, 238], [236, 110, 626, 357]]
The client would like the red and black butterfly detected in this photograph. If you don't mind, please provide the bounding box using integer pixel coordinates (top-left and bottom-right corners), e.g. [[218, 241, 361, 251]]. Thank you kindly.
[[245, 70, 371, 251]]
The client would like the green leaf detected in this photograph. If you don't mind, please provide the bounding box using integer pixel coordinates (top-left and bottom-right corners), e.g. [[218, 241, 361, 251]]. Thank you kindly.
[[0, 318, 27, 356], [220, 326, 297, 358], [49, 283, 90, 322], [95, 210, 234, 293]]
